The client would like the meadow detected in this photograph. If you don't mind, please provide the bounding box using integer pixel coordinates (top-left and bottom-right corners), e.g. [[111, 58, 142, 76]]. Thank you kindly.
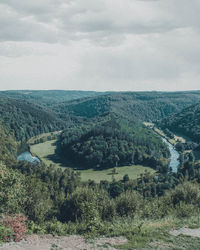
[[30, 139, 155, 183]]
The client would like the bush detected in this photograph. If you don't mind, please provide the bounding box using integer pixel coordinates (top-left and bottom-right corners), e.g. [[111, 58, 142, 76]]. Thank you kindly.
[[147, 182, 200, 219], [26, 220, 46, 234], [0, 223, 13, 243], [0, 163, 26, 214], [25, 177, 53, 223], [1, 214, 27, 242], [175, 202, 198, 218], [61, 187, 100, 222], [44, 220, 68, 236], [100, 199, 116, 221], [115, 191, 143, 217], [164, 182, 200, 208], [61, 187, 104, 235]]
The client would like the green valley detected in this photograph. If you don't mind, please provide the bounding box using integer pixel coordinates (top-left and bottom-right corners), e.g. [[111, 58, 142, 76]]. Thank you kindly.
[[1, 90, 200, 249]]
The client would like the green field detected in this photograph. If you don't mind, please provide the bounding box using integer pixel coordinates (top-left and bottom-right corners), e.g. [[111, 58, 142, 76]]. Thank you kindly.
[[79, 165, 155, 182], [30, 139, 64, 167], [30, 139, 156, 183], [28, 131, 61, 145]]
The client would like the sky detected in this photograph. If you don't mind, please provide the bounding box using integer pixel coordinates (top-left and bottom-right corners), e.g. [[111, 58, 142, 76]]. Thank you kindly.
[[0, 0, 200, 91]]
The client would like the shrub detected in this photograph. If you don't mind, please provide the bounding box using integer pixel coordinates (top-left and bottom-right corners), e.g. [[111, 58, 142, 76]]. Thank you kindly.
[[26, 220, 46, 234], [100, 199, 116, 221], [115, 191, 143, 217], [25, 177, 53, 223], [163, 182, 200, 208], [1, 214, 27, 242], [0, 163, 26, 214], [61, 187, 100, 222], [175, 202, 198, 218], [44, 220, 68, 236], [0, 223, 13, 243], [61, 187, 104, 235]]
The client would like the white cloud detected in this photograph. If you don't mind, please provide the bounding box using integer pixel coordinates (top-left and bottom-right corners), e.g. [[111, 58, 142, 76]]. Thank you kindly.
[[0, 0, 200, 91]]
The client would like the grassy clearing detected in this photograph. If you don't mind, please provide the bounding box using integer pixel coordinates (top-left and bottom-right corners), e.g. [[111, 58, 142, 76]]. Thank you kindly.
[[144, 122, 186, 146], [80, 166, 155, 183], [109, 216, 200, 249], [153, 128, 176, 145], [28, 131, 61, 145], [30, 140, 155, 182], [30, 139, 64, 168]]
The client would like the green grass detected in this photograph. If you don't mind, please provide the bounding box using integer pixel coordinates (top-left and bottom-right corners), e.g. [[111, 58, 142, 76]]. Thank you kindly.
[[30, 140, 155, 183], [30, 139, 64, 167], [105, 216, 200, 249], [79, 166, 155, 183], [28, 131, 61, 145]]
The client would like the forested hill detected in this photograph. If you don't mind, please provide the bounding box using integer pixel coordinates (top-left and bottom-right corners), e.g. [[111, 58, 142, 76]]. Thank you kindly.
[[53, 91, 200, 122], [158, 102, 200, 143], [0, 97, 66, 141], [0, 90, 104, 107], [59, 117, 170, 170], [0, 122, 17, 165], [1, 90, 200, 143], [2, 90, 200, 125]]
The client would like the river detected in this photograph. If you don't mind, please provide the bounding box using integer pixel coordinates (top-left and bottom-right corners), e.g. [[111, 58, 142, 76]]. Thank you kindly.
[[17, 151, 40, 164], [161, 137, 180, 173], [17, 132, 179, 172]]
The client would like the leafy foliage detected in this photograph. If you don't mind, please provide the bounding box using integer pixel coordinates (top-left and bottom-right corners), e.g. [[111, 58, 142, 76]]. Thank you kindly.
[[0, 90, 102, 107], [0, 97, 66, 141], [1, 214, 27, 242], [159, 102, 200, 143], [1, 90, 200, 244], [0, 122, 17, 165], [59, 118, 169, 169], [0, 162, 26, 214], [115, 190, 143, 217], [54, 91, 200, 122]]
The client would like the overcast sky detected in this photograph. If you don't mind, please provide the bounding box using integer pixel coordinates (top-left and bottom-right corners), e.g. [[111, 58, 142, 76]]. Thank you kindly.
[[0, 0, 200, 91]]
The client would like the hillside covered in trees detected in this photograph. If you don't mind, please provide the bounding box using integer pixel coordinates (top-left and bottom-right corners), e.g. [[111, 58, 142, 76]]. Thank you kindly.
[[2, 90, 200, 127], [0, 90, 103, 107], [159, 102, 200, 143], [59, 117, 170, 170], [53, 91, 200, 122], [2, 90, 200, 248], [0, 122, 17, 165], [0, 97, 66, 141]]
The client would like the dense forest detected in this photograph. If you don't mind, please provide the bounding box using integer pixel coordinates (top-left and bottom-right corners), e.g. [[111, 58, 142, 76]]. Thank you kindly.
[[0, 97, 66, 142], [2, 90, 200, 123], [59, 117, 169, 170], [0, 122, 17, 165], [53, 91, 200, 122], [0, 90, 103, 107], [1, 90, 200, 248], [159, 103, 200, 143]]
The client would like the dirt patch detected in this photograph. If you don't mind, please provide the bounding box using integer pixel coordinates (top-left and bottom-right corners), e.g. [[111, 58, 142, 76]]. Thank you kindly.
[[170, 227, 200, 238], [0, 234, 127, 250]]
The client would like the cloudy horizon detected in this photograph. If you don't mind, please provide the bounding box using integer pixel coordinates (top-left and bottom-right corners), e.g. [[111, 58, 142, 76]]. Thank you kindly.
[[0, 0, 200, 91]]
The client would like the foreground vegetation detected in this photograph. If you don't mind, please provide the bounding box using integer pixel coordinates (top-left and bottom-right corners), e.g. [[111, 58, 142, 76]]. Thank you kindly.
[[2, 153, 200, 249], [2, 90, 200, 248]]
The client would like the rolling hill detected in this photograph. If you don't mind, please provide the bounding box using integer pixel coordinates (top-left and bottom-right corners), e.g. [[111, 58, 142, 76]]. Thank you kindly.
[[0, 90, 104, 107], [53, 91, 200, 122], [59, 117, 170, 170], [158, 102, 200, 143], [0, 96, 67, 141]]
